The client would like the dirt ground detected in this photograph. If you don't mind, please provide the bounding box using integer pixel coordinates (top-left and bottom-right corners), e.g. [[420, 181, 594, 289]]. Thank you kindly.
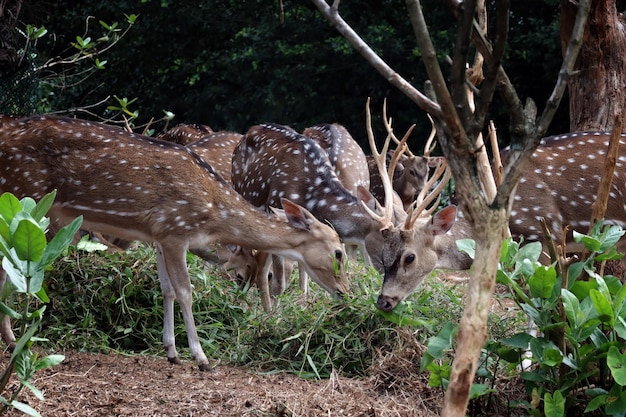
[[2, 347, 527, 417], [2, 349, 448, 417]]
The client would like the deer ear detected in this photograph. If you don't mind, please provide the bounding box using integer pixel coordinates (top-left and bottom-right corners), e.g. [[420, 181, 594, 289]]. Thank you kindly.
[[357, 186, 379, 211], [428, 205, 457, 235], [280, 198, 313, 231]]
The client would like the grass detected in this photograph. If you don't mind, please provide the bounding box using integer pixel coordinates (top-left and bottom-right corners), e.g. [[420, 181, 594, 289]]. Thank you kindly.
[[33, 242, 525, 380]]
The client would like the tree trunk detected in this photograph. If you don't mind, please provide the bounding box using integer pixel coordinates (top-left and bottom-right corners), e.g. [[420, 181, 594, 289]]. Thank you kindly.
[[561, 0, 626, 131], [441, 207, 508, 416]]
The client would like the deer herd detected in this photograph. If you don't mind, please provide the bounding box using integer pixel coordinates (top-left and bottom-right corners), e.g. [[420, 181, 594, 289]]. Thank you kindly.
[[0, 108, 625, 371]]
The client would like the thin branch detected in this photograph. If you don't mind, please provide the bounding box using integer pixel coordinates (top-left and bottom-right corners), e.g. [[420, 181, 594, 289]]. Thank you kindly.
[[310, 0, 441, 117]]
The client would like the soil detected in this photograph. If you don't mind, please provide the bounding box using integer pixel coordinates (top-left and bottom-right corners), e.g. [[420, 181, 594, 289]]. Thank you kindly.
[[2, 349, 444, 417], [1, 346, 526, 417]]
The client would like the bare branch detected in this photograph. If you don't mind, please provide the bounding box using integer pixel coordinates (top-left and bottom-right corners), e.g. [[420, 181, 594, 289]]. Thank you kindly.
[[310, 0, 441, 117]]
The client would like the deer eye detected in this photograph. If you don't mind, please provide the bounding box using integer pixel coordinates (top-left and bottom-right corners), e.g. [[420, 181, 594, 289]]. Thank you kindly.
[[404, 254, 416, 265], [335, 249, 343, 262]]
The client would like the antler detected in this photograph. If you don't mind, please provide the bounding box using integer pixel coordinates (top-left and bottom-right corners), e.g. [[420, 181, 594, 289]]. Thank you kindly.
[[404, 156, 452, 230], [382, 100, 415, 181], [422, 114, 438, 157], [362, 98, 395, 228]]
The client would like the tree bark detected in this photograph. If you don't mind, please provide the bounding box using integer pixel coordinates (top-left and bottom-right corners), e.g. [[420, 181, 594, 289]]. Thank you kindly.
[[561, 0, 626, 131]]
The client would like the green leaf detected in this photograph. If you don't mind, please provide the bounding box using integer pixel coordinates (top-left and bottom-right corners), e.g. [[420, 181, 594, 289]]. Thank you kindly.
[[34, 354, 65, 371], [21, 380, 44, 400], [544, 390, 565, 417], [607, 346, 626, 385], [306, 354, 321, 379], [0, 217, 9, 244], [500, 332, 532, 349], [585, 394, 608, 413], [39, 216, 82, 267], [0, 301, 21, 320], [517, 241, 542, 264], [28, 269, 45, 294], [606, 386, 626, 416], [528, 265, 557, 299], [456, 239, 475, 259], [573, 230, 602, 252], [561, 289, 580, 326], [9, 400, 42, 417], [30, 191, 56, 222], [590, 288, 614, 325], [2, 257, 27, 293], [0, 192, 21, 224], [13, 219, 47, 263], [469, 383, 492, 399]]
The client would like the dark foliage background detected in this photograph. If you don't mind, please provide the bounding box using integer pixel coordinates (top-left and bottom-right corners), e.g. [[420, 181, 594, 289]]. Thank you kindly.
[[4, 0, 575, 150]]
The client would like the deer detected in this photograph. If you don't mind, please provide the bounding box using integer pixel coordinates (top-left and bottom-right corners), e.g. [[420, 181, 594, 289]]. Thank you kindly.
[[0, 115, 349, 371], [231, 121, 406, 300], [156, 122, 213, 145], [374, 130, 626, 312], [302, 123, 370, 194]]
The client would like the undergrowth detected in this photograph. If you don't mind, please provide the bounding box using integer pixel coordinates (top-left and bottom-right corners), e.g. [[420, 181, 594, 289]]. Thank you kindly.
[[33, 243, 524, 380]]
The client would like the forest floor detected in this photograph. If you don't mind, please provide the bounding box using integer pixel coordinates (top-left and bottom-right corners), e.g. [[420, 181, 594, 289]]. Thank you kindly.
[[2, 346, 525, 417]]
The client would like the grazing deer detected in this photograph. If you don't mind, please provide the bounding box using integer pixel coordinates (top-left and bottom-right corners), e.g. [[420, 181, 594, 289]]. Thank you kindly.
[[375, 130, 626, 312], [231, 123, 392, 282], [0, 115, 349, 371]]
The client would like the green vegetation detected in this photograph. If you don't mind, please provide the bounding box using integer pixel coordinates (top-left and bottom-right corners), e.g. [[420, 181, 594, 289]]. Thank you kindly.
[[0, 192, 82, 417], [2, 0, 569, 147], [38, 247, 492, 379]]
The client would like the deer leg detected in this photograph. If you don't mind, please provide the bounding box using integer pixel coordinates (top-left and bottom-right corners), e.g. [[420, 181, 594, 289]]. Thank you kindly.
[[155, 243, 212, 371], [269, 254, 287, 296], [298, 263, 308, 294], [255, 252, 273, 312]]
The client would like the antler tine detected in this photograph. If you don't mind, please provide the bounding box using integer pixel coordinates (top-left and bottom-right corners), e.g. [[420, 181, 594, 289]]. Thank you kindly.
[[387, 124, 416, 182], [423, 114, 438, 157], [405, 159, 452, 229], [362, 97, 395, 228], [384, 106, 416, 159]]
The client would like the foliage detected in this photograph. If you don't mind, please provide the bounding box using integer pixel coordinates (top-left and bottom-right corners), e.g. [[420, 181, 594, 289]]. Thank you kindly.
[[0, 192, 82, 416], [0, 10, 137, 118], [32, 0, 569, 148], [483, 222, 626, 417]]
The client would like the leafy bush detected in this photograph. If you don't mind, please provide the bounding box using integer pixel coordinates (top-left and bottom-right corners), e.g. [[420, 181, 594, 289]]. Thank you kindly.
[[487, 222, 626, 417], [0, 191, 82, 416]]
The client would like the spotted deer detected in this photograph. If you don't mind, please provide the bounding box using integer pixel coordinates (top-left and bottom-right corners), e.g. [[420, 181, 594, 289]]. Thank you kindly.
[[0, 115, 349, 371], [156, 123, 213, 145], [302, 123, 370, 193], [375, 130, 626, 312], [231, 123, 393, 286], [186, 131, 243, 182]]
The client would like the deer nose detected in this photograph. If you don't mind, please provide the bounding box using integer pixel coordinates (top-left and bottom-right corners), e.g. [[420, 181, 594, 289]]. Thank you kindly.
[[376, 294, 399, 312]]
